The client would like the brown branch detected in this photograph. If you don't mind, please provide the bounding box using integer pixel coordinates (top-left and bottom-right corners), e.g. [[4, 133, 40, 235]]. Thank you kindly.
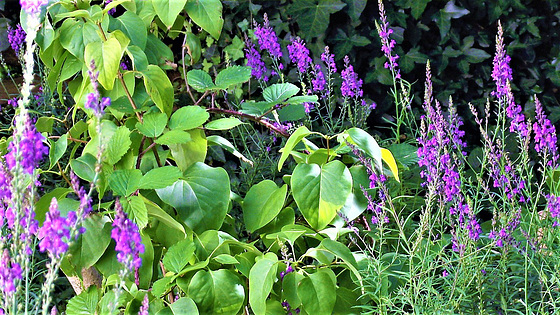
[[207, 107, 290, 138]]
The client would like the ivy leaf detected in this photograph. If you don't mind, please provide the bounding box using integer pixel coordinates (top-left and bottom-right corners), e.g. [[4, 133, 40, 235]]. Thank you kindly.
[[185, 0, 224, 40], [409, 0, 431, 20], [288, 0, 346, 40]]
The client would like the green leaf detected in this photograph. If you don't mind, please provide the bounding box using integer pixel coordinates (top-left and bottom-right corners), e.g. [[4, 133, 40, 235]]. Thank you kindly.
[[297, 269, 336, 314], [187, 69, 215, 92], [126, 45, 148, 71], [153, 0, 188, 29], [410, 0, 430, 19], [35, 188, 73, 225], [288, 0, 346, 40], [109, 169, 143, 196], [207, 135, 252, 165], [171, 297, 199, 315], [109, 11, 147, 49], [49, 133, 68, 168], [139, 166, 183, 190], [263, 83, 300, 103], [169, 106, 210, 130], [214, 65, 252, 90], [464, 48, 491, 63], [156, 129, 192, 145], [70, 153, 97, 182], [243, 180, 287, 232], [67, 214, 113, 269], [189, 269, 245, 314], [141, 194, 186, 235], [213, 254, 239, 265], [36, 116, 54, 133], [291, 160, 352, 230], [104, 125, 131, 165], [59, 19, 100, 60], [343, 0, 366, 23], [163, 238, 196, 273], [156, 163, 230, 234], [84, 36, 124, 90], [249, 254, 278, 315], [278, 126, 312, 171], [185, 0, 224, 40], [66, 287, 98, 315], [205, 117, 244, 130], [169, 129, 207, 171], [136, 112, 168, 137], [344, 127, 382, 169], [145, 33, 174, 67], [122, 195, 149, 229], [141, 65, 174, 116]]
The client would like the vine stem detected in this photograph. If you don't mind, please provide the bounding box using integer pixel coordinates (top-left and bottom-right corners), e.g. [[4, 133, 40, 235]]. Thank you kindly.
[[207, 107, 289, 138]]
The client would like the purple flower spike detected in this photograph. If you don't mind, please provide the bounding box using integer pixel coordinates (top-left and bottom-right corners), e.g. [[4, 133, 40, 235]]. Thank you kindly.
[[287, 37, 312, 73], [312, 65, 326, 92], [377, 0, 401, 78], [245, 39, 268, 81], [321, 46, 337, 73], [138, 294, 149, 315], [254, 13, 282, 59], [0, 250, 22, 297], [111, 200, 145, 271], [20, 0, 48, 15], [7, 24, 25, 55], [5, 114, 49, 174], [341, 56, 363, 98], [38, 198, 78, 258], [533, 97, 558, 165]]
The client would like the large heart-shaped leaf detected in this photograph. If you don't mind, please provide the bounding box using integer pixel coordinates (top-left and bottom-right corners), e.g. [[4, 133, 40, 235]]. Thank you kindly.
[[185, 0, 224, 40], [214, 66, 251, 90], [109, 11, 147, 49], [291, 160, 352, 230], [189, 269, 245, 314], [156, 163, 230, 234], [249, 254, 278, 315], [243, 180, 287, 232], [263, 83, 300, 103], [153, 0, 188, 29], [297, 269, 336, 314], [84, 36, 124, 90]]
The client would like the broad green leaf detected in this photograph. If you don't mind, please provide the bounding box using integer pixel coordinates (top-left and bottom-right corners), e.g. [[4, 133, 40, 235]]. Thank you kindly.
[[109, 11, 147, 49], [189, 269, 245, 314], [388, 143, 419, 168], [126, 45, 148, 71], [278, 126, 312, 171], [122, 195, 149, 229], [249, 254, 278, 315], [141, 65, 174, 116], [156, 163, 230, 234], [84, 36, 124, 90], [153, 0, 188, 29], [139, 166, 183, 190], [344, 127, 382, 169], [287, 0, 346, 40], [104, 125, 131, 165], [145, 33, 174, 67], [207, 135, 252, 165], [70, 153, 97, 182], [381, 148, 400, 182], [59, 19, 100, 60], [169, 106, 209, 130], [187, 69, 215, 92], [205, 117, 244, 130], [333, 165, 369, 227], [185, 0, 224, 40], [297, 269, 336, 314], [263, 83, 300, 103], [36, 116, 54, 133], [214, 65, 251, 90], [67, 214, 113, 269], [163, 238, 196, 273], [35, 188, 73, 224], [169, 129, 207, 171], [278, 104, 306, 121], [410, 0, 430, 19], [136, 112, 168, 137], [66, 287, 98, 315], [49, 133, 68, 168], [213, 254, 239, 265], [344, 0, 367, 23], [141, 194, 186, 235], [291, 161, 352, 230], [156, 129, 192, 145], [464, 48, 491, 63], [108, 169, 143, 196], [170, 297, 199, 315], [243, 180, 287, 232]]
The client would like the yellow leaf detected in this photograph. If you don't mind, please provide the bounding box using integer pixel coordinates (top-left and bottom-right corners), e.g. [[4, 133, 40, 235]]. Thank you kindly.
[[381, 148, 399, 182]]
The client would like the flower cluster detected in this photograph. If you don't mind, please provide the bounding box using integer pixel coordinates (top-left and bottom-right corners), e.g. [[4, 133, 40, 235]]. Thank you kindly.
[[138, 294, 149, 315], [111, 200, 144, 271], [489, 209, 521, 247], [281, 300, 300, 315], [320, 46, 337, 73], [311, 65, 326, 92], [279, 264, 294, 280], [253, 13, 282, 59], [533, 97, 558, 165], [85, 61, 110, 118], [105, 0, 116, 15], [0, 250, 22, 297], [341, 56, 363, 98], [7, 24, 25, 56], [377, 0, 400, 78], [244, 39, 268, 81], [5, 114, 49, 174], [287, 37, 312, 73], [38, 198, 78, 258], [20, 0, 48, 15], [546, 194, 560, 227]]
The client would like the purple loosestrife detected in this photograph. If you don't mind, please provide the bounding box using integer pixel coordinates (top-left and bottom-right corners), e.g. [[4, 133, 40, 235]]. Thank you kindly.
[[244, 39, 268, 81], [0, 250, 22, 297], [287, 37, 312, 73], [253, 14, 282, 59], [7, 24, 25, 55], [105, 0, 116, 15], [312, 65, 326, 92], [341, 56, 363, 98], [111, 200, 144, 271], [546, 194, 560, 227], [38, 198, 77, 258], [138, 294, 149, 315], [533, 97, 558, 166], [85, 62, 110, 118], [321, 46, 337, 73], [7, 98, 18, 108], [377, 0, 400, 78], [19, 0, 48, 15], [5, 114, 48, 174]]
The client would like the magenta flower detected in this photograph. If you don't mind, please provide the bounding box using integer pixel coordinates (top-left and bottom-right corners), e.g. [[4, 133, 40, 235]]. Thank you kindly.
[[321, 46, 337, 73], [377, 0, 401, 78], [38, 198, 78, 258], [312, 65, 326, 92], [111, 200, 144, 271], [0, 250, 22, 297], [5, 114, 49, 174], [254, 14, 282, 59], [7, 24, 25, 55], [287, 37, 312, 73], [341, 56, 363, 98], [533, 97, 558, 165], [245, 39, 268, 81]]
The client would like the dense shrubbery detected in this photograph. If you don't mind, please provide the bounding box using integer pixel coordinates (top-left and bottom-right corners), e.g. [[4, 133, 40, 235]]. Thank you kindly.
[[0, 0, 560, 314]]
